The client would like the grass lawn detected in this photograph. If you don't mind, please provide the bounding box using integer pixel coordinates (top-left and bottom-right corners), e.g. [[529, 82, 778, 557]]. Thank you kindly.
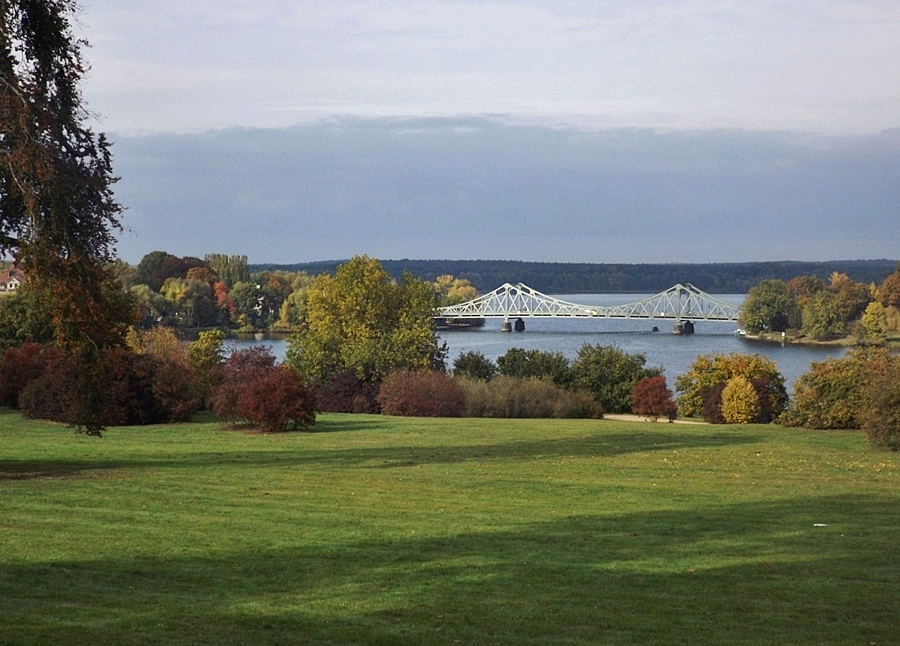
[[1, 409, 898, 645]]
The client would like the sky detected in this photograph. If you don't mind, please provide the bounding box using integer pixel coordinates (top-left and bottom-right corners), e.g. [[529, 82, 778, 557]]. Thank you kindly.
[[73, 1, 900, 265]]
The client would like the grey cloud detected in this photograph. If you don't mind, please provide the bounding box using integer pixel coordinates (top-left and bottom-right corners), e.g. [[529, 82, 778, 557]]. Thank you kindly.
[[110, 118, 899, 264]]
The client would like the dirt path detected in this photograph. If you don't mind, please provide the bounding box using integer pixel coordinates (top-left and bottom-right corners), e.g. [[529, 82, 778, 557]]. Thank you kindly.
[[603, 414, 707, 425]]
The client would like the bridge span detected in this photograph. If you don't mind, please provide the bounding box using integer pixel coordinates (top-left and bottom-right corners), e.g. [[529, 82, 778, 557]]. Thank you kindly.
[[436, 283, 742, 333]]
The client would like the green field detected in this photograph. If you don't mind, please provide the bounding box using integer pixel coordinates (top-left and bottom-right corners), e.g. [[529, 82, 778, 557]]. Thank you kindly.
[[1, 409, 898, 645]]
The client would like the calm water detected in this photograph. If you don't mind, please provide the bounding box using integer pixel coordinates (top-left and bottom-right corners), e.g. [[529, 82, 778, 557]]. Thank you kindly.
[[236, 294, 848, 389]]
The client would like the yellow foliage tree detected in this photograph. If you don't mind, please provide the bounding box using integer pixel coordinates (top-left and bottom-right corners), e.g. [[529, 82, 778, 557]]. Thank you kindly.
[[721, 376, 760, 424]]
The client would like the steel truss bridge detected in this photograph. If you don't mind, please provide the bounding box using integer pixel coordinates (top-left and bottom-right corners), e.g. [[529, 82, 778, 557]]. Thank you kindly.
[[437, 283, 742, 331]]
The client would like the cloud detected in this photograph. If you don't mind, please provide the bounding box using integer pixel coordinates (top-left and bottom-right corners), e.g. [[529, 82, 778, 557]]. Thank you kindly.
[[109, 118, 900, 265], [79, 1, 900, 134]]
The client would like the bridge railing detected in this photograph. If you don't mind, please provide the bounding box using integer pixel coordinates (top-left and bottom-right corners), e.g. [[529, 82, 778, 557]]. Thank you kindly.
[[437, 283, 742, 322]]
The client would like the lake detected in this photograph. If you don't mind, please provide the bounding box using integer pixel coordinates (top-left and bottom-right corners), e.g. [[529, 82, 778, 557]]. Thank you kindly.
[[234, 294, 848, 389]]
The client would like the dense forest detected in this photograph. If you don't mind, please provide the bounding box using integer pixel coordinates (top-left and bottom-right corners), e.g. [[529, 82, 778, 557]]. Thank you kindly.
[[250, 259, 897, 294]]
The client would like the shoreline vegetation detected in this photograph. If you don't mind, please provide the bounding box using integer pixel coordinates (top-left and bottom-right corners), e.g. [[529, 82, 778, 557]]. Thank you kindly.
[[745, 331, 900, 348]]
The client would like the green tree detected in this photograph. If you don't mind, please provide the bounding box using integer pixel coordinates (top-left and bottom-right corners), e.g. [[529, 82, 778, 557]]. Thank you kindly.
[[205, 253, 249, 288], [497, 347, 572, 387], [801, 291, 845, 340], [286, 256, 443, 384], [675, 352, 787, 419], [740, 279, 798, 333], [188, 329, 225, 402], [452, 350, 498, 381], [0, 289, 54, 351], [572, 344, 661, 414]]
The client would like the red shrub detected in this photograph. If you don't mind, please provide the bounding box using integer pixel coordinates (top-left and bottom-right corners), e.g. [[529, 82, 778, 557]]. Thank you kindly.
[[377, 369, 466, 417], [237, 365, 317, 432], [316, 368, 380, 413], [18, 347, 201, 428], [0, 342, 64, 408], [631, 375, 677, 422], [209, 346, 276, 423], [700, 382, 728, 424]]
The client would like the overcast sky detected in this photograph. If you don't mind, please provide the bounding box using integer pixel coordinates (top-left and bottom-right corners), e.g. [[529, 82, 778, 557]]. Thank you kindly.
[[74, 1, 899, 265]]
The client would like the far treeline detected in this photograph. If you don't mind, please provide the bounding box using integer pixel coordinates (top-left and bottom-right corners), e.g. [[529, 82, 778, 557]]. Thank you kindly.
[[249, 259, 898, 294]]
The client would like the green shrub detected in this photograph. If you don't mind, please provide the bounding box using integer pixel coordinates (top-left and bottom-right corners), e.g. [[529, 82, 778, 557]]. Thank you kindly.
[[497, 348, 573, 387], [461, 375, 602, 419]]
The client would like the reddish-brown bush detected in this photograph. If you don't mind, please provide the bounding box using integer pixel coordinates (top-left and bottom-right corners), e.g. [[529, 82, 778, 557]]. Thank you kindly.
[[316, 368, 380, 413], [631, 375, 677, 422], [237, 365, 317, 432], [377, 369, 466, 417], [700, 383, 727, 424], [18, 347, 201, 427], [0, 342, 64, 408], [209, 346, 276, 424]]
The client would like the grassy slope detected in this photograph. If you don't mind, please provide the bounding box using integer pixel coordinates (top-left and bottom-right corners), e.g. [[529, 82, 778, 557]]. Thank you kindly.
[[1, 409, 897, 645]]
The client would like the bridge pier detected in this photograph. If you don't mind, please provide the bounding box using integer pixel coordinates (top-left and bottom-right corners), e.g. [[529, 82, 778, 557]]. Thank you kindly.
[[500, 317, 526, 332]]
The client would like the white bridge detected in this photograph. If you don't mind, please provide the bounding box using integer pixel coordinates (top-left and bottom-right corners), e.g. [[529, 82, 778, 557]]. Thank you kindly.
[[437, 283, 742, 332]]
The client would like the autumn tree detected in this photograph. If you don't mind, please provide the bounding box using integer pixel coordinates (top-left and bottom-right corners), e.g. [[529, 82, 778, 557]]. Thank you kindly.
[[858, 354, 900, 450], [434, 274, 478, 306], [0, 2, 140, 432], [286, 256, 444, 385], [720, 375, 760, 424], [675, 352, 787, 419], [631, 375, 677, 422], [1, 1, 133, 352], [783, 348, 893, 430]]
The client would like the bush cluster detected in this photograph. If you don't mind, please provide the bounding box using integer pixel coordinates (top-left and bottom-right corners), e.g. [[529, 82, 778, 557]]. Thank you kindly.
[[378, 369, 466, 417], [209, 346, 316, 432], [460, 375, 602, 419], [15, 346, 201, 427], [315, 368, 380, 414]]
